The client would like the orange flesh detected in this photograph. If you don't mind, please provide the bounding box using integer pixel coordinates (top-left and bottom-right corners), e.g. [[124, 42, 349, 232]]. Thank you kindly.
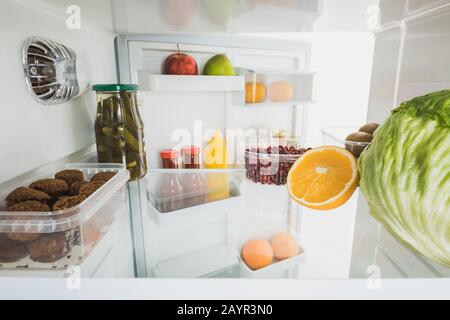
[[288, 147, 357, 210]]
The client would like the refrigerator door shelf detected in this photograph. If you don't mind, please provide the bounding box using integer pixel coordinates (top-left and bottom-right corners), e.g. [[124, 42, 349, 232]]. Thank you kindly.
[[151, 244, 239, 279], [240, 249, 306, 279], [146, 169, 244, 227], [148, 193, 242, 227], [378, 227, 449, 278], [244, 101, 313, 108], [407, 0, 449, 15], [138, 72, 245, 93], [242, 71, 315, 105]]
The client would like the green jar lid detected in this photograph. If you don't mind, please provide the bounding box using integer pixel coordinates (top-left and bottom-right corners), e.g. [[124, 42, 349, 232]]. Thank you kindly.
[[92, 84, 139, 92]]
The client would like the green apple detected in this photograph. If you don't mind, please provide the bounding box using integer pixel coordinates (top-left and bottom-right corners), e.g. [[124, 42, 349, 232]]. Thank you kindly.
[[201, 0, 236, 27], [203, 54, 235, 76]]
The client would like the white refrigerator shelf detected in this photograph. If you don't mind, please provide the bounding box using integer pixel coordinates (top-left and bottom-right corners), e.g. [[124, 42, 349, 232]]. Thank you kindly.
[[239, 248, 306, 279], [151, 244, 239, 278], [138, 72, 245, 92], [244, 100, 314, 107]]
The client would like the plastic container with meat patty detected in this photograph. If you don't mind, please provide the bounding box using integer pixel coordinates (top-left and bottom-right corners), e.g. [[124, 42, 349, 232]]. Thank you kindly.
[[0, 163, 129, 270]]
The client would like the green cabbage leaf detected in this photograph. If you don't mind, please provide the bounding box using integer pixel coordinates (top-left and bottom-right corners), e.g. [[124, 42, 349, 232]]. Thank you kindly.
[[358, 90, 450, 267]]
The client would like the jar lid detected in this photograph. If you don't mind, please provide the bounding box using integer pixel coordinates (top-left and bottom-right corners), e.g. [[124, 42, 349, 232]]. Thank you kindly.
[[160, 150, 179, 159], [182, 146, 200, 155], [92, 84, 139, 92]]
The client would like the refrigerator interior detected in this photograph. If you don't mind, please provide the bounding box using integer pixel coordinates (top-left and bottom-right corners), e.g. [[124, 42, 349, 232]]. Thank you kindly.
[[0, 0, 449, 282], [116, 34, 311, 278]]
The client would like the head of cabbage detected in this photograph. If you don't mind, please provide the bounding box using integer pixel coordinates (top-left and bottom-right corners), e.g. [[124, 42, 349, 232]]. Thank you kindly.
[[358, 90, 450, 267]]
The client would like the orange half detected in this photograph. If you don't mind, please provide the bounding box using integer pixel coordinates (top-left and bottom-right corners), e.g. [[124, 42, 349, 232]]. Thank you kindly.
[[287, 146, 358, 210]]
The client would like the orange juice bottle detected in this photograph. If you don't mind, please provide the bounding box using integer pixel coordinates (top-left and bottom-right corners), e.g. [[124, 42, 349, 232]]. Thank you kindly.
[[204, 130, 230, 201]]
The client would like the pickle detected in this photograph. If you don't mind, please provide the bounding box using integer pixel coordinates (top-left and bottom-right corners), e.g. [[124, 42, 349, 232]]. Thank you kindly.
[[97, 135, 126, 149], [126, 150, 139, 162], [102, 127, 114, 137], [125, 118, 139, 138], [127, 161, 137, 169], [102, 126, 125, 137], [96, 144, 108, 153], [123, 128, 141, 152]]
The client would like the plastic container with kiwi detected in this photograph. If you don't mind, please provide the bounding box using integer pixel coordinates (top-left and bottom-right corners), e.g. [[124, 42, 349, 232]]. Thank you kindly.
[[345, 123, 380, 158]]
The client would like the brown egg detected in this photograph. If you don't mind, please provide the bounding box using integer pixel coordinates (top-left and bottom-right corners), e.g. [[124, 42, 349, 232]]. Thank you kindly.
[[270, 232, 300, 261], [267, 81, 294, 102], [242, 239, 274, 270]]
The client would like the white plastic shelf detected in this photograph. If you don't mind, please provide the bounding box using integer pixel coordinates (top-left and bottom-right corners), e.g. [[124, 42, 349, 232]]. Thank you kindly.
[[148, 193, 242, 227], [146, 168, 244, 226], [240, 249, 306, 279], [245, 100, 314, 108], [138, 72, 245, 92], [242, 69, 315, 76]]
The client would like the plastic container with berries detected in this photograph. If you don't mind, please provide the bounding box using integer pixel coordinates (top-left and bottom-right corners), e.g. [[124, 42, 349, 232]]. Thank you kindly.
[[0, 163, 129, 270], [245, 137, 310, 185]]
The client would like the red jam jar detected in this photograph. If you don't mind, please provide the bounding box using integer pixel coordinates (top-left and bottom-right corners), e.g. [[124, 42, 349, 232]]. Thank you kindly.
[[160, 150, 179, 169], [182, 146, 201, 169]]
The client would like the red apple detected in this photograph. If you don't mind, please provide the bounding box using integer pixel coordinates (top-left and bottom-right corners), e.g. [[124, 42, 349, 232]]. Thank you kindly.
[[159, 0, 196, 29], [163, 48, 198, 75]]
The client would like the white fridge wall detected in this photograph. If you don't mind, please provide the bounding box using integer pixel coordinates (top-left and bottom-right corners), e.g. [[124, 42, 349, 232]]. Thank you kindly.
[[111, 0, 323, 33], [365, 26, 402, 125], [0, 1, 135, 279], [0, 0, 116, 184], [398, 5, 450, 102]]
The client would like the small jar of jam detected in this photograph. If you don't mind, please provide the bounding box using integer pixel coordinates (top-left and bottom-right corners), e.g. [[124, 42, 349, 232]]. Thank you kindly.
[[160, 150, 179, 169], [182, 146, 201, 169], [181, 146, 206, 207]]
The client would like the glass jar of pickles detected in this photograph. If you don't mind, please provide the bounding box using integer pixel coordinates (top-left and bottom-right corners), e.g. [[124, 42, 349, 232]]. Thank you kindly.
[[93, 84, 147, 180]]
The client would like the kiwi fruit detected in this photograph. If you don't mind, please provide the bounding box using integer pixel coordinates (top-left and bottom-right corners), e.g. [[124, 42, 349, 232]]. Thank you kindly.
[[346, 132, 373, 143], [359, 123, 380, 135]]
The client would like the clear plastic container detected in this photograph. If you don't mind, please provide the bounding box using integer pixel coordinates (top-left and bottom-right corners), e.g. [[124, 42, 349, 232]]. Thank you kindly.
[[344, 140, 371, 158], [244, 137, 309, 185], [0, 164, 129, 270], [321, 127, 371, 158]]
